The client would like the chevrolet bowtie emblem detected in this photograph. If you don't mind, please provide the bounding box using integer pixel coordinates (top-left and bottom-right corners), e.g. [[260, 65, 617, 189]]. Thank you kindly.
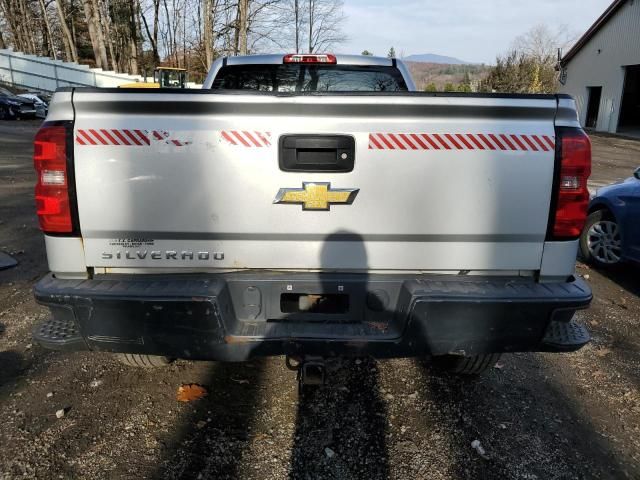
[[273, 182, 359, 211]]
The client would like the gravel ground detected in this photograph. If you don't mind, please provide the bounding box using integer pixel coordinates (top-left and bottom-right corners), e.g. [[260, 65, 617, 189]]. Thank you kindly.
[[0, 120, 639, 479]]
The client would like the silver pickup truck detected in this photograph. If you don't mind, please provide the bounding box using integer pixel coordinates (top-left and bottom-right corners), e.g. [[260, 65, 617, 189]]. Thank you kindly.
[[32, 54, 592, 379]]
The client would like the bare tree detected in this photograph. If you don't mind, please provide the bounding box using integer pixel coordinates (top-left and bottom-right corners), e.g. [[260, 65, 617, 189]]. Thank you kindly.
[[237, 0, 248, 55], [128, 1, 140, 74], [306, 0, 346, 53], [140, 0, 161, 64], [82, 0, 108, 68], [55, 0, 79, 62], [38, 0, 57, 59], [485, 25, 578, 94], [511, 24, 577, 63]]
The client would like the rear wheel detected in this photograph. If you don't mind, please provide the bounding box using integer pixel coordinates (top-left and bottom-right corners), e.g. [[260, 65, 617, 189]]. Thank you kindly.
[[432, 353, 501, 375], [116, 353, 172, 368], [580, 210, 623, 268]]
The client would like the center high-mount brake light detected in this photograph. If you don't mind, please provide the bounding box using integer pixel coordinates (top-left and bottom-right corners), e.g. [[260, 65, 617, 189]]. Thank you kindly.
[[34, 125, 73, 233], [550, 127, 592, 239], [283, 54, 337, 64]]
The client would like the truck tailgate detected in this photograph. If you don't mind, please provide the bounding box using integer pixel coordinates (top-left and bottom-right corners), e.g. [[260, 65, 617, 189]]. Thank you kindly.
[[71, 91, 557, 271]]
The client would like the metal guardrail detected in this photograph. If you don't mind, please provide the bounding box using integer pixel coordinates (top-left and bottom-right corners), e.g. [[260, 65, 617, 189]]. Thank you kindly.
[[0, 50, 143, 92], [0, 50, 203, 92]]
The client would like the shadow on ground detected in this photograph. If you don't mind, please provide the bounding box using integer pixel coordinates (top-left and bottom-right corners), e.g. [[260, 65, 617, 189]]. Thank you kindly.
[[152, 360, 266, 480], [289, 357, 389, 479], [413, 355, 635, 479], [596, 264, 640, 298]]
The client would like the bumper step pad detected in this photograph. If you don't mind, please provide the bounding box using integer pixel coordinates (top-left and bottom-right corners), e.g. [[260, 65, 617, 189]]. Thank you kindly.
[[540, 320, 590, 352], [33, 316, 86, 351]]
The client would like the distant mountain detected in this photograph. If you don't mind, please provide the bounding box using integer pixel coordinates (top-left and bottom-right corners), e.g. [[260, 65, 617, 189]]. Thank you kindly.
[[403, 53, 470, 65]]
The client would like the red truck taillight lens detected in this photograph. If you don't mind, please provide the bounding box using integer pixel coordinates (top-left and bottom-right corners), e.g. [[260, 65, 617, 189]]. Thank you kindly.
[[34, 126, 73, 233], [283, 54, 337, 64], [550, 128, 592, 239]]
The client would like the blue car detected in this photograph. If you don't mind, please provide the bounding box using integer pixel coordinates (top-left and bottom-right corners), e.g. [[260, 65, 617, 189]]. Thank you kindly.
[[580, 167, 640, 267]]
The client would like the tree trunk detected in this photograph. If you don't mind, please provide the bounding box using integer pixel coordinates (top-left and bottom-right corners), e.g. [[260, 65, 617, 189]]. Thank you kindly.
[[294, 0, 299, 53], [17, 0, 36, 53], [162, 0, 174, 65], [203, 0, 213, 68], [153, 0, 160, 63], [140, 1, 160, 65], [81, 0, 104, 68], [0, 28, 5, 49], [128, 1, 139, 74], [308, 0, 313, 53], [238, 0, 248, 55], [94, 0, 116, 71], [55, 0, 78, 62], [38, 0, 57, 59]]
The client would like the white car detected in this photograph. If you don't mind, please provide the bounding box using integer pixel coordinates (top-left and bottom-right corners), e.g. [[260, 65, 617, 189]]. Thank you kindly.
[[17, 93, 48, 118]]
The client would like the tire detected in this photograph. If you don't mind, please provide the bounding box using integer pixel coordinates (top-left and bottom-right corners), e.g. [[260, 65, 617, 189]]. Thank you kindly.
[[432, 353, 501, 375], [580, 210, 623, 268], [116, 353, 172, 368]]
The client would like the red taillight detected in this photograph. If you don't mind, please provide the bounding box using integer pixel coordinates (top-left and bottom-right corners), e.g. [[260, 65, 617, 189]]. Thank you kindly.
[[34, 125, 73, 233], [551, 128, 591, 239], [283, 54, 337, 64]]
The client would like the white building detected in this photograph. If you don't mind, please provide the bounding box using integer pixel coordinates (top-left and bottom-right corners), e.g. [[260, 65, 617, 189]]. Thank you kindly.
[[559, 0, 640, 136]]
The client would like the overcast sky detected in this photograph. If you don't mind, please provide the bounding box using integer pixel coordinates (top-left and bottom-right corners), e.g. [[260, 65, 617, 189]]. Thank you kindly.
[[339, 0, 612, 63]]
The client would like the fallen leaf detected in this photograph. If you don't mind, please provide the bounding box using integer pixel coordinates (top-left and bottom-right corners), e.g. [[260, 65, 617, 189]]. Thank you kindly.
[[177, 384, 208, 402], [595, 348, 612, 357]]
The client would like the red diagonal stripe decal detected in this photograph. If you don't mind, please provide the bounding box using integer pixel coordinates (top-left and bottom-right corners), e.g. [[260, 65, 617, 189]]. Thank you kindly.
[[256, 131, 271, 146], [543, 135, 555, 150], [78, 130, 97, 145], [455, 134, 474, 149], [399, 133, 418, 149], [112, 129, 131, 145], [387, 133, 407, 150], [522, 135, 539, 151], [221, 131, 237, 145], [476, 134, 496, 150], [123, 129, 143, 146], [377, 133, 395, 149], [136, 130, 150, 145], [421, 134, 440, 149], [99, 129, 118, 145], [409, 133, 429, 149], [488, 133, 506, 150], [444, 134, 463, 149], [532, 135, 549, 151], [232, 131, 251, 147], [467, 134, 485, 150], [243, 130, 262, 147], [432, 134, 451, 150], [369, 134, 384, 149], [499, 134, 516, 150], [510, 135, 527, 150], [89, 129, 108, 145]]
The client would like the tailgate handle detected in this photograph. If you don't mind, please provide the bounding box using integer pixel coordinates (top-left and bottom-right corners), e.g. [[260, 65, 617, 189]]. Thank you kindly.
[[279, 135, 355, 172]]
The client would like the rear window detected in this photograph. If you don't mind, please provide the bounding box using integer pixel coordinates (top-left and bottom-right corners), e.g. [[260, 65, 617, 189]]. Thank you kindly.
[[211, 64, 408, 92]]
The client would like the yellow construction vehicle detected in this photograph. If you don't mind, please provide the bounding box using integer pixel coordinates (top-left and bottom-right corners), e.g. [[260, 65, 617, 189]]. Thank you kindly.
[[119, 67, 188, 89]]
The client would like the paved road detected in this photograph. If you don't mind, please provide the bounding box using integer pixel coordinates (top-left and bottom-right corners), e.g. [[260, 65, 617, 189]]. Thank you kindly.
[[0, 121, 639, 479]]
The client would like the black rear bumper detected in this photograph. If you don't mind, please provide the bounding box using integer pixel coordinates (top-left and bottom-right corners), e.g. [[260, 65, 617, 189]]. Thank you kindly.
[[33, 272, 592, 361]]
